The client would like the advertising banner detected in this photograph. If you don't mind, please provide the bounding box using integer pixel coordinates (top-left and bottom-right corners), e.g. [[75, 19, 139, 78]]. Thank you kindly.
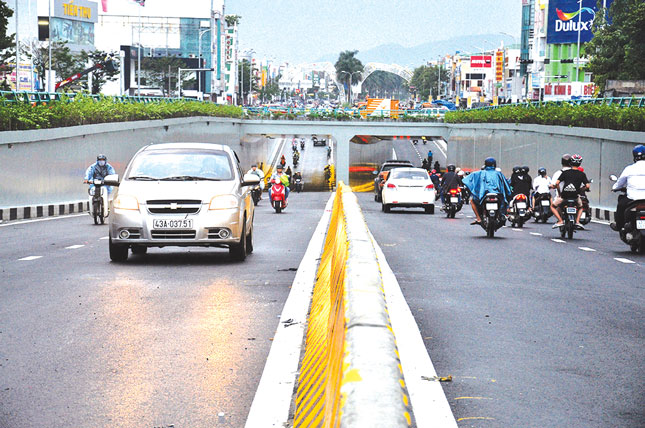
[[547, 0, 614, 44], [495, 50, 504, 82], [470, 55, 492, 69], [54, 0, 98, 23], [51, 17, 95, 46]]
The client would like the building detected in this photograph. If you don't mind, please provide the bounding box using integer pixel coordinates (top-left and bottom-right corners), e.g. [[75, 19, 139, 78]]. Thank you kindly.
[[4, 0, 43, 91]]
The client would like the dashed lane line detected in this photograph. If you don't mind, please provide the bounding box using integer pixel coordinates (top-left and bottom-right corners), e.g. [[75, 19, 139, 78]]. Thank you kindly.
[[614, 257, 636, 264], [578, 247, 597, 252], [99, 236, 109, 240], [530, 232, 543, 236], [512, 228, 523, 232], [551, 239, 566, 243], [65, 244, 85, 250], [18, 256, 42, 261]]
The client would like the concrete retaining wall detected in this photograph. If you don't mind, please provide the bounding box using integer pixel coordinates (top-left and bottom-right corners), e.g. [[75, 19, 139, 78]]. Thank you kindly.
[[446, 123, 645, 211]]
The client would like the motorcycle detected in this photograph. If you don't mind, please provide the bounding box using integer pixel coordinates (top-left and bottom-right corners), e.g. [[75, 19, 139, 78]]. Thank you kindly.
[[293, 177, 303, 193], [533, 192, 553, 223], [87, 178, 109, 225], [269, 179, 287, 213], [559, 199, 579, 239], [412, 139, 418, 145], [251, 184, 262, 206], [610, 174, 645, 253], [444, 187, 462, 218], [478, 193, 506, 238], [508, 193, 531, 228], [300, 140, 305, 150], [579, 193, 592, 225], [293, 153, 299, 167]]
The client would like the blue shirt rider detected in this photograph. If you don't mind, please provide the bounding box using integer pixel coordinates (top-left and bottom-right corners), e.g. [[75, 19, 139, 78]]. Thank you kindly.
[[84, 154, 116, 193], [462, 157, 512, 225]]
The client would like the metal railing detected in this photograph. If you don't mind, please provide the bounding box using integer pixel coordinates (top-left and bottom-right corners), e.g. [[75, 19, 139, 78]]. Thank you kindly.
[[471, 96, 645, 111], [243, 106, 447, 122], [0, 90, 184, 106]]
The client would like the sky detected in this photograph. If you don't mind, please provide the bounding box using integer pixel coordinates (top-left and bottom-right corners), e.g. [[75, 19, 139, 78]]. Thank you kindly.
[[89, 0, 522, 64]]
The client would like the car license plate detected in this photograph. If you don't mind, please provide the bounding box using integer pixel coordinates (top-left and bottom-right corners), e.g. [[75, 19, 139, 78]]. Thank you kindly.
[[486, 203, 498, 210], [450, 197, 458, 203], [541, 200, 550, 206], [636, 220, 645, 230], [516, 202, 527, 209], [566, 207, 577, 214], [153, 219, 193, 229]]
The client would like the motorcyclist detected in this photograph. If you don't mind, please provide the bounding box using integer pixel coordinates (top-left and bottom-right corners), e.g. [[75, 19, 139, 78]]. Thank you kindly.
[[462, 157, 512, 225], [280, 154, 286, 167], [532, 167, 552, 208], [429, 169, 441, 192], [269, 164, 290, 201], [421, 159, 429, 171], [551, 154, 590, 229], [510, 165, 533, 211], [551, 154, 571, 192], [84, 154, 116, 193], [610, 144, 645, 231], [246, 164, 265, 199], [285, 166, 293, 181], [292, 149, 300, 165], [427, 150, 433, 166], [440, 164, 460, 206], [433, 160, 441, 172]]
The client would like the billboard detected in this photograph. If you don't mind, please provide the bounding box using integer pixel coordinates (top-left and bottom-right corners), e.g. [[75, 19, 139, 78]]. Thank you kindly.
[[470, 55, 492, 68], [51, 17, 95, 46], [547, 0, 614, 44], [54, 0, 98, 23]]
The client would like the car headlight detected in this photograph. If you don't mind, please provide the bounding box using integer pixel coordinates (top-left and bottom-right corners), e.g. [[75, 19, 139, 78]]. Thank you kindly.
[[209, 195, 238, 210], [114, 195, 139, 211]]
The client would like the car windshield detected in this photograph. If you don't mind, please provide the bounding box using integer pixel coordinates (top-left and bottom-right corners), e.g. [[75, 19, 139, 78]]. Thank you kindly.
[[382, 164, 411, 172], [390, 170, 428, 180], [126, 149, 234, 181]]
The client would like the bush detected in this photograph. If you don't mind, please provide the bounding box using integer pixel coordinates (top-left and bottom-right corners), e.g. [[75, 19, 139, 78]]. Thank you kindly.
[[444, 102, 645, 132], [0, 95, 243, 131]]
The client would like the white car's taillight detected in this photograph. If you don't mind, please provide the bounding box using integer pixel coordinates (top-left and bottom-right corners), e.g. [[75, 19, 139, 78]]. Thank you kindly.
[[209, 195, 238, 210], [114, 195, 139, 211], [386, 183, 397, 189], [425, 184, 434, 191]]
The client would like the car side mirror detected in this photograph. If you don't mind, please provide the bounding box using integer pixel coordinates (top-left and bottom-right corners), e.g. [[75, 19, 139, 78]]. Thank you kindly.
[[609, 174, 618, 182], [372, 170, 378, 175], [104, 174, 120, 186], [242, 173, 261, 187]]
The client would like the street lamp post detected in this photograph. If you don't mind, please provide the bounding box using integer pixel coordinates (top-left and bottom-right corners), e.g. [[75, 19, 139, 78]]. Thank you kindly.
[[198, 29, 211, 95]]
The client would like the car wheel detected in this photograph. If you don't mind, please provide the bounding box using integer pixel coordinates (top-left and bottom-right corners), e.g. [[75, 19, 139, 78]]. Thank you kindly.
[[383, 204, 391, 213], [374, 194, 378, 202], [229, 216, 247, 261], [246, 221, 254, 254], [425, 205, 435, 214], [109, 237, 128, 262], [131, 245, 147, 255]]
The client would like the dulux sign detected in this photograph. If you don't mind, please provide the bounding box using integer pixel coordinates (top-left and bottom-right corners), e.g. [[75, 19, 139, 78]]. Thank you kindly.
[[547, 0, 613, 44]]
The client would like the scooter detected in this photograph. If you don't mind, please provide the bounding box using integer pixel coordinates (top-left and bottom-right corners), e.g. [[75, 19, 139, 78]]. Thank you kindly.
[[579, 193, 592, 225], [610, 174, 645, 253], [478, 193, 506, 238], [533, 192, 553, 223], [269, 179, 287, 213], [293, 153, 299, 167], [559, 199, 579, 239], [444, 188, 462, 218], [251, 184, 262, 206], [293, 177, 303, 193], [87, 178, 109, 225], [300, 140, 305, 150], [508, 193, 531, 228]]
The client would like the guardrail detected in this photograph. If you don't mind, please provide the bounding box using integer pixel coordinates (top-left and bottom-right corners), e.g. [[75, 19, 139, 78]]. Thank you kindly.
[[244, 106, 446, 122], [471, 96, 645, 111], [294, 183, 413, 427], [0, 90, 184, 106]]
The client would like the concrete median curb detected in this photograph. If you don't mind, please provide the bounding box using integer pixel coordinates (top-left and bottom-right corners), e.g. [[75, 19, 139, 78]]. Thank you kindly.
[[0, 200, 88, 222]]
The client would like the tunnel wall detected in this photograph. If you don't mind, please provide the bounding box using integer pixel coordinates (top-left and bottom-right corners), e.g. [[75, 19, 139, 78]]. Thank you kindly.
[[445, 124, 644, 211]]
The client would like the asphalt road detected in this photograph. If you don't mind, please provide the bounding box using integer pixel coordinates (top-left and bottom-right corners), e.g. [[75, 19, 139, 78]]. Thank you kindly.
[[279, 136, 330, 191], [357, 192, 644, 427], [0, 192, 331, 428]]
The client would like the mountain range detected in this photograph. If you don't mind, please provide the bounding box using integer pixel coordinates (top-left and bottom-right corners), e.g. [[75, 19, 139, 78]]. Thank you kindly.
[[315, 33, 517, 68]]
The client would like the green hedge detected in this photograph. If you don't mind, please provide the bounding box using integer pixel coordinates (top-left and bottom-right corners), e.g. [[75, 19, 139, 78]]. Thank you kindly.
[[0, 95, 243, 131], [444, 103, 645, 132]]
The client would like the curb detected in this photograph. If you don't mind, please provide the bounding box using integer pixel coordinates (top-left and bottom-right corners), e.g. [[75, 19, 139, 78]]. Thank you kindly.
[[0, 201, 89, 222]]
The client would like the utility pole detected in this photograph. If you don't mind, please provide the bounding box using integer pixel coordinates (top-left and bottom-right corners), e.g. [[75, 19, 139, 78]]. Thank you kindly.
[[575, 0, 582, 83], [15, 0, 18, 91]]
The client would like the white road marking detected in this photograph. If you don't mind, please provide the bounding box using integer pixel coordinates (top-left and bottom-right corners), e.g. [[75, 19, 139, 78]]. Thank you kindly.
[[432, 139, 447, 158], [466, 215, 473, 218], [512, 228, 523, 231], [0, 213, 86, 227], [99, 236, 109, 240], [245, 195, 334, 428], [578, 247, 596, 252], [614, 258, 636, 264], [530, 232, 543, 236], [591, 219, 610, 225], [65, 244, 85, 250], [18, 256, 42, 261], [392, 148, 398, 160], [371, 231, 458, 428], [551, 239, 566, 243]]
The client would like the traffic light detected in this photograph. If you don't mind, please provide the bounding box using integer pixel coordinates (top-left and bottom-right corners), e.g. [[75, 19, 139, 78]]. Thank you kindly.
[[561, 59, 574, 63]]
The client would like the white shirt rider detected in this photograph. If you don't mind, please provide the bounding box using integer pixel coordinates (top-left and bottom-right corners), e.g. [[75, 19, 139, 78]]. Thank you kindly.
[[613, 160, 645, 200], [552, 167, 570, 193], [533, 175, 552, 194], [246, 166, 265, 189]]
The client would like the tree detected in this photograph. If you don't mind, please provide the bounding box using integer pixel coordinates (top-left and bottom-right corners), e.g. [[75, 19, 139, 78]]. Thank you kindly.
[[238, 58, 258, 104], [79, 50, 120, 94], [22, 40, 79, 91], [0, 0, 15, 84], [334, 50, 363, 102], [361, 70, 409, 100], [409, 65, 449, 101], [586, 0, 645, 91], [225, 15, 241, 27], [140, 56, 186, 94]]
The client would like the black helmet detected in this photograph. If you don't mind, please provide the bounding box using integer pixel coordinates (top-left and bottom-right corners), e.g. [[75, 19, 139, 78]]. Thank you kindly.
[[633, 144, 645, 162], [522, 165, 529, 173], [538, 167, 546, 176], [251, 164, 257, 168], [512, 166, 521, 174], [447, 164, 456, 172], [97, 154, 107, 161], [484, 157, 496, 168], [561, 154, 571, 167], [276, 164, 283, 169], [570, 154, 583, 166]]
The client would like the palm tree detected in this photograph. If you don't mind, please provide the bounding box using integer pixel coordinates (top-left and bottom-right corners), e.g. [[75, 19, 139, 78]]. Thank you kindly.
[[335, 50, 364, 104]]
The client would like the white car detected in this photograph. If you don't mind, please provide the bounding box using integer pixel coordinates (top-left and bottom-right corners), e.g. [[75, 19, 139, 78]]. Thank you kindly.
[[381, 167, 436, 214]]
